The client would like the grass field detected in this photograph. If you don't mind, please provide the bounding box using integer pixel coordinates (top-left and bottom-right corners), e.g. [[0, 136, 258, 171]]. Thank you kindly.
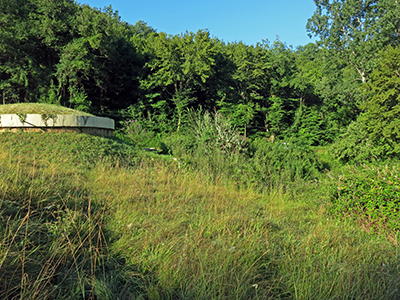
[[0, 132, 399, 299]]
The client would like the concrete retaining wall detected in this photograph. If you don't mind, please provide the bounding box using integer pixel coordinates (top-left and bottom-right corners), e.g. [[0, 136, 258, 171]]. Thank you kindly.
[[0, 114, 115, 137], [0, 127, 114, 137], [0, 114, 114, 129]]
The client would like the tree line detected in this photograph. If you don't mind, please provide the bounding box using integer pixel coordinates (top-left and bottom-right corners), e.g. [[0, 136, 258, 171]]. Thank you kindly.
[[1, 0, 399, 160]]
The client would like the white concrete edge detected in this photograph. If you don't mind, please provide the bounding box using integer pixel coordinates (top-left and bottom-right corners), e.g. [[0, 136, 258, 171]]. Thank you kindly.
[[0, 114, 115, 130]]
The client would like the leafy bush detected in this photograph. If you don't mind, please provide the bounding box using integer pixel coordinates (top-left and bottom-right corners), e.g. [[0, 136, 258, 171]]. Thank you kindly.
[[161, 131, 197, 157], [160, 112, 324, 188], [333, 113, 400, 163], [120, 119, 166, 150], [164, 110, 248, 156], [333, 162, 400, 231], [248, 138, 323, 187], [288, 105, 331, 146]]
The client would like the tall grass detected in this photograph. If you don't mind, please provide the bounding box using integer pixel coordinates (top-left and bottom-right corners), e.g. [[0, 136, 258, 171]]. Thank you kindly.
[[94, 161, 399, 299], [0, 132, 399, 299], [0, 154, 144, 299]]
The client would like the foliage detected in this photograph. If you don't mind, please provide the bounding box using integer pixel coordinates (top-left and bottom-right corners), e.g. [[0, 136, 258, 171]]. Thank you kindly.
[[0, 0, 142, 113], [333, 162, 400, 232], [159, 110, 247, 156], [265, 96, 298, 136], [288, 105, 329, 146], [249, 138, 323, 186], [307, 0, 400, 82], [0, 126, 399, 299], [293, 45, 361, 138], [218, 102, 255, 136], [119, 119, 167, 152], [138, 30, 220, 129], [1, 1, 400, 298], [147, 111, 325, 190], [333, 46, 400, 162], [158, 111, 250, 184], [1, 0, 399, 145]]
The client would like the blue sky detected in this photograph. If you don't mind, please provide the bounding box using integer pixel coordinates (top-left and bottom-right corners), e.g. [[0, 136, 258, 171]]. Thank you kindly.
[[77, 0, 317, 47]]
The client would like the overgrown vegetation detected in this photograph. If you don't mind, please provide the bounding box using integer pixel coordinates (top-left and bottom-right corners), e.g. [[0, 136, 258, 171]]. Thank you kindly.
[[334, 162, 400, 232], [0, 133, 399, 299], [1, 0, 400, 298], [1, 0, 399, 162], [121, 111, 323, 190]]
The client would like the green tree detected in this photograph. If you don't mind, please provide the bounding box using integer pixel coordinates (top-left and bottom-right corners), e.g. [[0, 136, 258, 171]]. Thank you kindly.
[[56, 5, 142, 112], [140, 30, 220, 130], [0, 0, 76, 104], [307, 0, 400, 82], [334, 46, 400, 162], [265, 96, 298, 137], [292, 44, 361, 141]]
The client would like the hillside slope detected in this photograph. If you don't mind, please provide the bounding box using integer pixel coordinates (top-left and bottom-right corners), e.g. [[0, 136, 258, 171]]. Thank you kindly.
[[0, 132, 398, 299], [0, 103, 93, 116]]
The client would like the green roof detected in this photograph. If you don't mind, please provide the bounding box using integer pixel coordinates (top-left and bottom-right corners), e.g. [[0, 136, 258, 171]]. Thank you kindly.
[[0, 103, 93, 116]]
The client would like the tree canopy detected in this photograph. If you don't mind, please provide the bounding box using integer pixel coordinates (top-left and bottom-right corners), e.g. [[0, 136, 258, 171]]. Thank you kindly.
[[1, 0, 399, 160]]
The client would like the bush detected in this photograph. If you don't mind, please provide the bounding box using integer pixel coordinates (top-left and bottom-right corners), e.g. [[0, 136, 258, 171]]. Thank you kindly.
[[332, 114, 400, 163], [249, 138, 323, 187], [172, 110, 248, 156], [333, 162, 400, 231], [161, 113, 325, 189], [288, 105, 331, 146], [119, 119, 169, 152]]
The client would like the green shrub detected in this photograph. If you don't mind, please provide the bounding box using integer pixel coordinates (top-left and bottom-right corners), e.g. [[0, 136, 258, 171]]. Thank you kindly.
[[160, 112, 324, 189], [249, 138, 323, 187], [332, 114, 400, 163], [161, 111, 250, 183], [120, 120, 160, 148], [333, 162, 400, 231], [161, 131, 196, 157], [170, 110, 248, 156], [288, 105, 331, 146]]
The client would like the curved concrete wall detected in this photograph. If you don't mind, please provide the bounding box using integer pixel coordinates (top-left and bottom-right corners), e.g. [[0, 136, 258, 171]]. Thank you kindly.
[[0, 114, 114, 129]]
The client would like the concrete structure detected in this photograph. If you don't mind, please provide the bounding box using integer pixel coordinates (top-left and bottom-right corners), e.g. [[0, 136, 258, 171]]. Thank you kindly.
[[0, 114, 115, 137]]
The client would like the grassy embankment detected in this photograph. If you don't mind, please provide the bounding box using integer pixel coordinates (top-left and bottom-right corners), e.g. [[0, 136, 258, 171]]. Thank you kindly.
[[0, 131, 399, 299], [0, 103, 93, 116]]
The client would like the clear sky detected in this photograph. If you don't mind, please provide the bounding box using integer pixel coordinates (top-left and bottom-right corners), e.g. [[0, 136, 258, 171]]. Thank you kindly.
[[77, 0, 317, 47]]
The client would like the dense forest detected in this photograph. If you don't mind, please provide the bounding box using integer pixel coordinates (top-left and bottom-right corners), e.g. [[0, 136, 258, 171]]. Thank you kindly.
[[1, 0, 399, 161], [1, 0, 400, 299]]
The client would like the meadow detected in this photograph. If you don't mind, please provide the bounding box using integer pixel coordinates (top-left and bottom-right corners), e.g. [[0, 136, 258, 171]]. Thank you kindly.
[[2, 0, 400, 298], [0, 131, 398, 299]]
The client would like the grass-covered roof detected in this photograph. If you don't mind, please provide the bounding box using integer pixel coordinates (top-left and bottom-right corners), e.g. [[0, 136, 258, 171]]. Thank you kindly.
[[0, 103, 93, 116]]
